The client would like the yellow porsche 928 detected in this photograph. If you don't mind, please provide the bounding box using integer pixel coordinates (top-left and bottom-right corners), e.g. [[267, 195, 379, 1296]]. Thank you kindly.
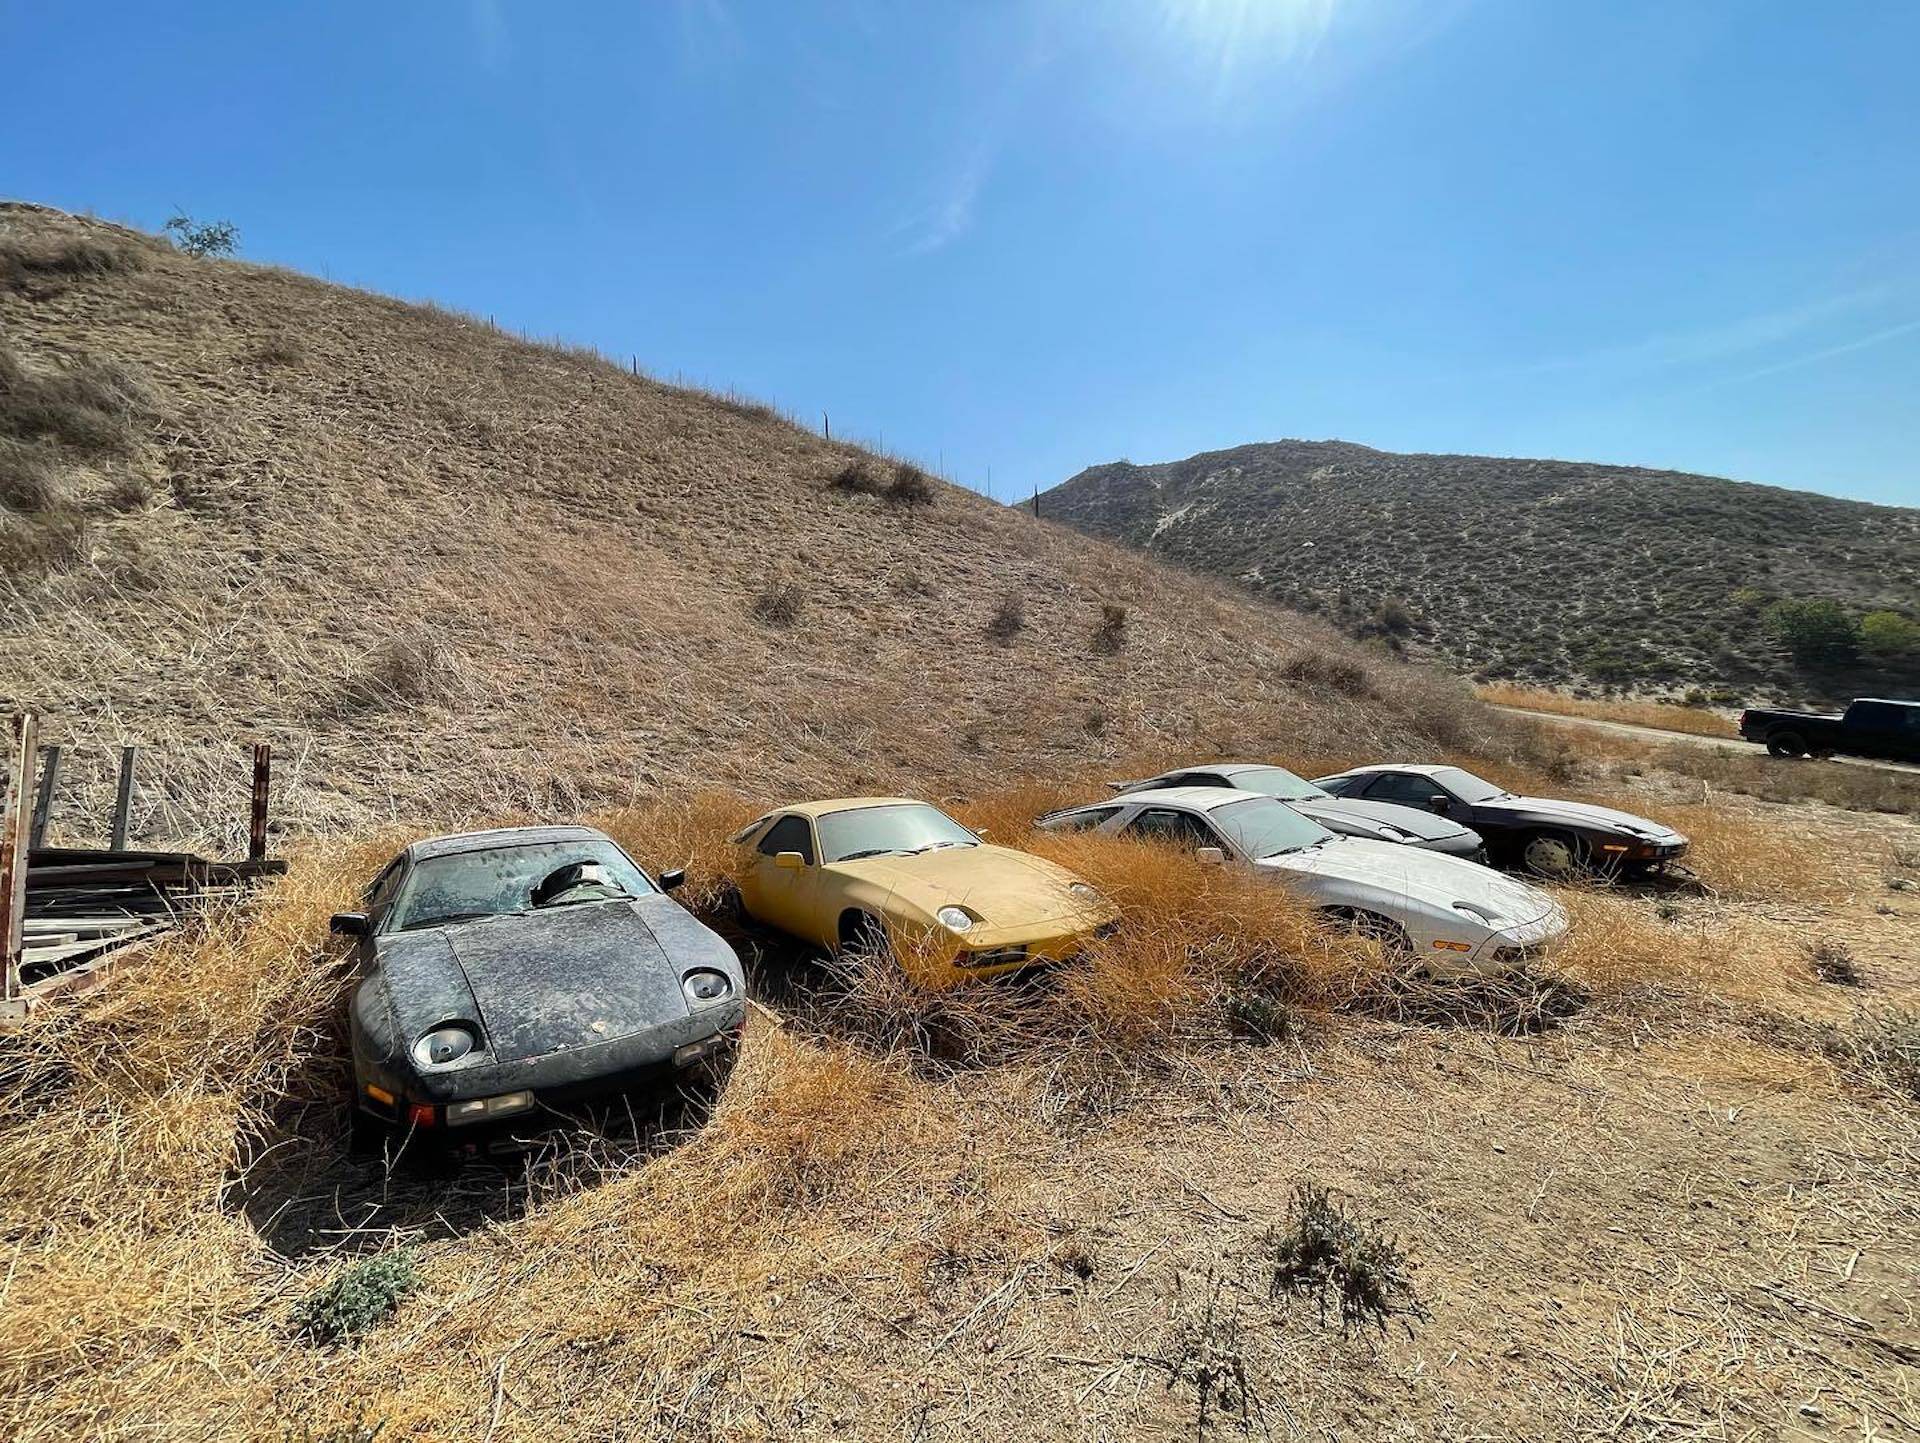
[[731, 797, 1118, 978]]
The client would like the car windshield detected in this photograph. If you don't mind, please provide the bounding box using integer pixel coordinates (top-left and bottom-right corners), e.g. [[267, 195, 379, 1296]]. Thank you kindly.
[[1209, 796, 1335, 859], [1224, 766, 1325, 801], [1431, 767, 1510, 804], [389, 840, 654, 931], [816, 803, 979, 863]]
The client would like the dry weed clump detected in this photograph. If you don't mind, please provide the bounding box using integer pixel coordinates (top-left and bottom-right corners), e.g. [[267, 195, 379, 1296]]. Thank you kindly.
[[750, 579, 805, 628], [987, 592, 1027, 641], [0, 342, 153, 455], [1092, 601, 1128, 654], [0, 230, 148, 291]]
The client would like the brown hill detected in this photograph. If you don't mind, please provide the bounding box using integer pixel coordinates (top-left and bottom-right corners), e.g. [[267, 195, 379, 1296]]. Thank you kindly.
[[1038, 440, 1920, 700], [0, 204, 1475, 847]]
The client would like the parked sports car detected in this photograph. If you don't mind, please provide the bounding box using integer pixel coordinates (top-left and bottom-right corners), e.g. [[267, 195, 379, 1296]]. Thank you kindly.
[[1111, 762, 1485, 858], [1037, 787, 1566, 975], [1311, 764, 1687, 878], [731, 797, 1118, 977], [331, 825, 744, 1156]]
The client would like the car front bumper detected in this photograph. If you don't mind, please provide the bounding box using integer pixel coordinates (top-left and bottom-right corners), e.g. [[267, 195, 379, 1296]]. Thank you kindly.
[[946, 916, 1121, 979], [1465, 906, 1571, 975]]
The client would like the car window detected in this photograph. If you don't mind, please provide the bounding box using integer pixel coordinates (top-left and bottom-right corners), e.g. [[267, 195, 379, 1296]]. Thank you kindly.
[[816, 803, 978, 863], [1429, 767, 1509, 803], [1169, 772, 1227, 788], [1209, 796, 1334, 857], [1313, 774, 1360, 797], [365, 860, 405, 913], [1221, 766, 1324, 801], [388, 839, 654, 932], [1050, 805, 1121, 831], [1362, 772, 1452, 807], [1125, 807, 1222, 849], [756, 815, 815, 864]]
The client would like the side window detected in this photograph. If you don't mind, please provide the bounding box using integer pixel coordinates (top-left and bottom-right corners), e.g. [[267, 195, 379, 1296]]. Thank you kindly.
[[1052, 806, 1121, 832], [1169, 772, 1227, 788], [365, 860, 405, 912], [1126, 808, 1221, 849], [1363, 773, 1448, 807], [1315, 774, 1358, 797], [757, 815, 816, 865]]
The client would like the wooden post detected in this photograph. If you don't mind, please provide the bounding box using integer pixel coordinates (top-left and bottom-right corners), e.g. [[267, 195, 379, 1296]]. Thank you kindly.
[[248, 743, 271, 863], [111, 746, 137, 852], [29, 744, 60, 850], [823, 412, 830, 440], [2, 714, 36, 1007]]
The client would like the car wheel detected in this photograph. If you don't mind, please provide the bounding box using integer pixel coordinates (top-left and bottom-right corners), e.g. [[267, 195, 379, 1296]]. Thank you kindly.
[[1325, 908, 1413, 960], [1766, 732, 1808, 758], [837, 911, 893, 963], [1520, 831, 1583, 879]]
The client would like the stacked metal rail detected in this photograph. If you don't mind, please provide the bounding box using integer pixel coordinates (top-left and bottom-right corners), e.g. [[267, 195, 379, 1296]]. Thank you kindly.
[[1, 715, 287, 1024]]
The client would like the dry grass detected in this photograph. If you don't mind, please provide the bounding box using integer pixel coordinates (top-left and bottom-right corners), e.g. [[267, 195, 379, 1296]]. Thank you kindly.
[[2, 773, 1917, 1440], [1478, 683, 1740, 739]]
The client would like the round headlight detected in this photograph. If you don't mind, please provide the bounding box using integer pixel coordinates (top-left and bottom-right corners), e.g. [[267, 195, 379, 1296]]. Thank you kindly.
[[936, 906, 975, 933], [412, 1024, 477, 1068], [1067, 881, 1100, 899], [682, 969, 733, 1005]]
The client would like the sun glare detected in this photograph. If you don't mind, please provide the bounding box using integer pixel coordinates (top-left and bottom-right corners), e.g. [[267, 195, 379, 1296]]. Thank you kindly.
[[1159, 0, 1345, 74]]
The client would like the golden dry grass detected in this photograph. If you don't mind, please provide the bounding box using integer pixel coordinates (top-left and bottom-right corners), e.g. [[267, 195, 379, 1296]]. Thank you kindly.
[[1478, 682, 1741, 738], [2, 777, 1916, 1440]]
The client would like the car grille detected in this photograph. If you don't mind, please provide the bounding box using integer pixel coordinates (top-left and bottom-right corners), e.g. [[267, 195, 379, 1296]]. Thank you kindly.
[[959, 945, 1029, 969]]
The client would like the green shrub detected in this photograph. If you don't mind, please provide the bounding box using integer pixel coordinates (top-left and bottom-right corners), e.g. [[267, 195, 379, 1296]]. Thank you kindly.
[[1859, 610, 1920, 662], [294, 1250, 422, 1345], [163, 213, 238, 258], [1763, 598, 1858, 668]]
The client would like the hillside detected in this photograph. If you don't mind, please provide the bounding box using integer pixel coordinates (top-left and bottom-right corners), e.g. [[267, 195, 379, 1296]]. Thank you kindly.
[[0, 205, 1476, 848], [1039, 440, 1920, 699]]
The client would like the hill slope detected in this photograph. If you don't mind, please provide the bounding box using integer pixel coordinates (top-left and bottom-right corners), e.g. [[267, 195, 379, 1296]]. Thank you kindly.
[[1039, 440, 1920, 698], [0, 205, 1476, 847]]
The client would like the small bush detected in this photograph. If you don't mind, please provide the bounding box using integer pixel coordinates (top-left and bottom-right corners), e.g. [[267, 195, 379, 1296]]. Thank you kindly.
[[1278, 648, 1370, 696], [0, 344, 152, 455], [1763, 597, 1857, 668], [338, 633, 448, 712], [1091, 603, 1128, 655], [1805, 938, 1863, 987], [827, 460, 885, 497], [163, 213, 238, 258], [294, 1250, 422, 1345], [0, 439, 61, 513], [885, 464, 935, 508], [1265, 1182, 1426, 1334], [0, 233, 146, 290], [986, 594, 1025, 642], [752, 581, 805, 628], [1859, 610, 1920, 662]]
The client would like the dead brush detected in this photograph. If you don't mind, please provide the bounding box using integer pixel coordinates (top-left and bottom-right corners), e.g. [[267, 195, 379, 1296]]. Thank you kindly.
[[335, 631, 451, 713], [751, 580, 805, 628], [1341, 964, 1589, 1037], [1264, 1182, 1427, 1335], [0, 342, 154, 455], [1803, 937, 1863, 987], [0, 231, 147, 290]]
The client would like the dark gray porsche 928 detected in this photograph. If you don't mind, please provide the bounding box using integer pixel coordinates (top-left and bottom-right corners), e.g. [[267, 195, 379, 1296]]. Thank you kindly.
[[331, 825, 745, 1155]]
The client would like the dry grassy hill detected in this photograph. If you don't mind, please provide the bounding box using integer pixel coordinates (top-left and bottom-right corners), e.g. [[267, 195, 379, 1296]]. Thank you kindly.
[[1040, 440, 1920, 701], [2, 204, 1479, 849]]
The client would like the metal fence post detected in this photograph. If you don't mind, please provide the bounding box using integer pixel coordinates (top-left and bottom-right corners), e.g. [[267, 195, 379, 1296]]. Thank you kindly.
[[2, 714, 36, 1007], [111, 746, 138, 852], [28, 744, 61, 850], [248, 743, 272, 862]]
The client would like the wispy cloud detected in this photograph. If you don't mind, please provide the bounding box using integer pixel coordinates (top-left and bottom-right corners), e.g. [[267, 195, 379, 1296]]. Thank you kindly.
[[896, 147, 994, 256], [470, 0, 509, 73], [1698, 316, 1920, 391], [1157, 0, 1343, 95]]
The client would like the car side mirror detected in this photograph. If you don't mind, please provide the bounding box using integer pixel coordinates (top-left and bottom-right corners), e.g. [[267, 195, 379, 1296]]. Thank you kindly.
[[773, 851, 805, 870], [1195, 846, 1226, 866], [658, 868, 686, 893], [329, 912, 370, 938], [1427, 795, 1450, 814]]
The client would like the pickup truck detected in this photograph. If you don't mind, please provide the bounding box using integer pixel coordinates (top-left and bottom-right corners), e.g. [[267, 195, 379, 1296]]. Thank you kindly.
[[1738, 698, 1920, 762]]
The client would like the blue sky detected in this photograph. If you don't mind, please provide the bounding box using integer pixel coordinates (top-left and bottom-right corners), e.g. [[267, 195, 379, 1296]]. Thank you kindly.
[[5, 0, 1917, 507]]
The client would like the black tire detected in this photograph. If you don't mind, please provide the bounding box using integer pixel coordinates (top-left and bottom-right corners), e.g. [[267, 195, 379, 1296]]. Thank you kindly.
[[1324, 908, 1414, 960], [837, 911, 893, 963], [1519, 830, 1584, 879], [1766, 732, 1808, 758]]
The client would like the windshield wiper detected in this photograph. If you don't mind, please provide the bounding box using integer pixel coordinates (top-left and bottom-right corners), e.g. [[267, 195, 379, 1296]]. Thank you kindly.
[[906, 840, 968, 855], [834, 848, 898, 862], [400, 910, 499, 931]]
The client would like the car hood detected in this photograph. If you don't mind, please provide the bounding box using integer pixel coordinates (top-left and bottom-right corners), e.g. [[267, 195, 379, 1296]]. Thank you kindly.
[[1264, 838, 1557, 924], [832, 844, 1103, 927], [1292, 796, 1475, 842], [381, 896, 733, 1064], [1485, 796, 1684, 840]]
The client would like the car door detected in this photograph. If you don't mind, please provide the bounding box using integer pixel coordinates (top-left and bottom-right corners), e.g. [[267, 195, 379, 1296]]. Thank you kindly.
[[1124, 805, 1230, 855], [738, 814, 829, 944], [1358, 772, 1473, 828]]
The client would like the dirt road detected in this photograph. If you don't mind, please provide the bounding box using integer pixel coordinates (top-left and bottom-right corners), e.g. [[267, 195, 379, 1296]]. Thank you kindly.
[[1492, 704, 1920, 776]]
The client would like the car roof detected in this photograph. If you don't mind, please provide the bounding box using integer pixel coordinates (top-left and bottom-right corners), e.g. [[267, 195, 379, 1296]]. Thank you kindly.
[[406, 824, 614, 861], [1325, 763, 1451, 778], [771, 796, 927, 820], [1098, 785, 1255, 811], [1151, 762, 1271, 778]]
